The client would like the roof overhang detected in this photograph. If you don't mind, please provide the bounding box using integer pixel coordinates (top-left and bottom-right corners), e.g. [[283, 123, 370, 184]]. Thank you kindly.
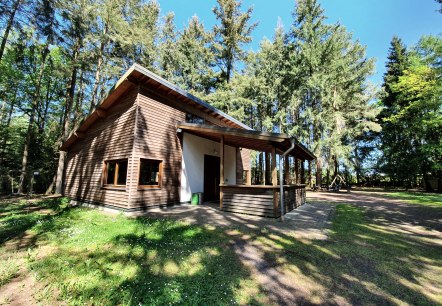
[[178, 123, 316, 160], [61, 64, 252, 151]]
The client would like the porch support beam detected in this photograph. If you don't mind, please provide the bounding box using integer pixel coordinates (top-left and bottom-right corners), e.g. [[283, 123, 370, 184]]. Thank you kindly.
[[295, 157, 300, 184], [220, 136, 224, 210], [246, 170, 251, 185], [271, 146, 278, 217], [271, 147, 277, 186]]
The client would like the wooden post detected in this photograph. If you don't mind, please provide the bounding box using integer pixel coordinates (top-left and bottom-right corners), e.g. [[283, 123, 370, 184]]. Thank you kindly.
[[220, 136, 224, 210], [295, 158, 299, 184], [246, 170, 251, 185], [271, 147, 277, 186], [271, 147, 278, 216]]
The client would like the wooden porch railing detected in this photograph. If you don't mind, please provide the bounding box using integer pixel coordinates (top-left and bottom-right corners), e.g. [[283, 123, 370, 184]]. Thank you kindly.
[[220, 184, 306, 218]]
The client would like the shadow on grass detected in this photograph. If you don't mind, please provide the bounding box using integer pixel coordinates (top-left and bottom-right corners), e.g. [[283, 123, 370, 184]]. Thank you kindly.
[[29, 214, 268, 305], [0, 197, 71, 246], [231, 204, 442, 305], [4, 197, 441, 305], [382, 191, 442, 206]]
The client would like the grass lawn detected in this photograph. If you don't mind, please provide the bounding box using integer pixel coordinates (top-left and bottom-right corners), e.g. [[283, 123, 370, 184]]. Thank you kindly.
[[1, 195, 441, 305], [0, 197, 267, 305], [381, 191, 442, 207]]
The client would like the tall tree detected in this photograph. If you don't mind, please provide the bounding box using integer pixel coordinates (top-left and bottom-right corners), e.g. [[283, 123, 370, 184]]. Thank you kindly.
[[379, 36, 411, 186], [158, 12, 180, 83], [381, 35, 442, 190], [0, 0, 23, 63], [212, 0, 257, 84], [177, 15, 215, 94], [54, 0, 94, 194]]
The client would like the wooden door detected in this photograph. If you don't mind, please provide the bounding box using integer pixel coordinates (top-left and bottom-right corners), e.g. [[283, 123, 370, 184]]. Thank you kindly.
[[204, 155, 220, 202]]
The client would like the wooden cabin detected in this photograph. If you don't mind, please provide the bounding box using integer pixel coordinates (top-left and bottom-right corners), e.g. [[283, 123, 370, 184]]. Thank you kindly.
[[61, 64, 315, 218]]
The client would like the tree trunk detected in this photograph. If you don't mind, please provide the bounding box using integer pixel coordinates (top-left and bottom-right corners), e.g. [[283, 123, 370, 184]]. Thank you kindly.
[[39, 75, 52, 132], [326, 167, 330, 186], [89, 21, 108, 113], [55, 45, 80, 194], [45, 173, 57, 195], [334, 156, 338, 177], [284, 156, 290, 184], [265, 152, 271, 185], [17, 48, 50, 193], [0, 0, 22, 63], [258, 152, 263, 184], [316, 158, 322, 187], [308, 160, 312, 187], [301, 160, 305, 184], [89, 55, 103, 113]]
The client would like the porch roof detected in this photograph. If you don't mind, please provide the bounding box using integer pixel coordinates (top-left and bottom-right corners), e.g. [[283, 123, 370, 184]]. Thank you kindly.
[[177, 123, 316, 161]]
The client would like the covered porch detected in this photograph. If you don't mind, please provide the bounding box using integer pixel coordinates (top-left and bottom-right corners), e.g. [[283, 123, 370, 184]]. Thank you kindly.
[[178, 123, 315, 218]]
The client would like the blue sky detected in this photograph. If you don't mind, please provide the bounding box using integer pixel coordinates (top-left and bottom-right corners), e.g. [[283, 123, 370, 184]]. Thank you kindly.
[[158, 0, 441, 85]]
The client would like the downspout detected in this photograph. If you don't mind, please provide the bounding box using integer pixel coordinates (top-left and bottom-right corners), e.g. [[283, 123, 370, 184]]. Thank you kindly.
[[279, 138, 296, 222]]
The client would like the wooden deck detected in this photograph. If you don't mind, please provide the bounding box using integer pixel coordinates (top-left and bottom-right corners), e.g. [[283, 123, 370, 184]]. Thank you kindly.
[[221, 185, 306, 218]]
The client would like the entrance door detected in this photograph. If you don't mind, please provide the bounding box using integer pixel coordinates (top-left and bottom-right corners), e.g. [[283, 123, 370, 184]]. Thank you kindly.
[[204, 155, 220, 202]]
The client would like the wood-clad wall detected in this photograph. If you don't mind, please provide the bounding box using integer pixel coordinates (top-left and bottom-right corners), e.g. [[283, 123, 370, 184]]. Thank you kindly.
[[64, 88, 138, 209], [222, 186, 275, 217], [129, 87, 186, 208], [222, 185, 307, 218], [64, 83, 251, 211]]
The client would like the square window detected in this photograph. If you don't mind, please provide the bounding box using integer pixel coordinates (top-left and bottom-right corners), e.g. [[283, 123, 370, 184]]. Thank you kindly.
[[139, 159, 162, 187], [103, 159, 128, 186]]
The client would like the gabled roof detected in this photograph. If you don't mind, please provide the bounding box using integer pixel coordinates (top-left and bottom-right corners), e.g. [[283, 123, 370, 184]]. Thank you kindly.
[[178, 123, 316, 160], [60, 64, 315, 161], [61, 64, 251, 150]]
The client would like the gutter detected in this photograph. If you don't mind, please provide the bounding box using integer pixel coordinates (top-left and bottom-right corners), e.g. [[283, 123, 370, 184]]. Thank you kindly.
[[279, 138, 296, 222]]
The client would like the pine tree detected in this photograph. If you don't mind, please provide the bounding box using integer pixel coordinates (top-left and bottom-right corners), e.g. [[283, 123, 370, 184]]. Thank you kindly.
[[54, 0, 95, 194], [379, 36, 411, 186], [212, 0, 257, 84], [286, 0, 378, 186], [158, 12, 180, 83], [381, 35, 442, 190], [177, 16, 215, 94]]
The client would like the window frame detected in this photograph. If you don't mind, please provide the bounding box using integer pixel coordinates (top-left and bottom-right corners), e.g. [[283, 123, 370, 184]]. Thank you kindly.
[[138, 158, 163, 189], [102, 159, 128, 188]]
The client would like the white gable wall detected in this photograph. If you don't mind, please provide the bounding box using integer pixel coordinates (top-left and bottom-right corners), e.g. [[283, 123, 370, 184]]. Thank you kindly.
[[180, 133, 236, 203]]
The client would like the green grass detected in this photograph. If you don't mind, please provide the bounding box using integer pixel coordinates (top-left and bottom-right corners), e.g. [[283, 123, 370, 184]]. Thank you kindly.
[[251, 204, 442, 305], [0, 256, 20, 287], [1, 196, 441, 305], [382, 191, 442, 207], [0, 197, 266, 305]]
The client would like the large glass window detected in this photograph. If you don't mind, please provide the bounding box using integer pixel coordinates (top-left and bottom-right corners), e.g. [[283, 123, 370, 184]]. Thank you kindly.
[[139, 159, 162, 187], [103, 159, 128, 186]]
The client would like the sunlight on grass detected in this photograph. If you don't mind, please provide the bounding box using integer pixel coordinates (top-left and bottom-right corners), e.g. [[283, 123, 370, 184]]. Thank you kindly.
[[382, 191, 442, 207], [0, 255, 20, 286], [26, 207, 261, 305]]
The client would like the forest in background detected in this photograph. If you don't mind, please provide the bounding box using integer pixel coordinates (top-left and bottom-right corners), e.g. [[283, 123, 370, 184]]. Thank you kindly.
[[0, 0, 441, 194]]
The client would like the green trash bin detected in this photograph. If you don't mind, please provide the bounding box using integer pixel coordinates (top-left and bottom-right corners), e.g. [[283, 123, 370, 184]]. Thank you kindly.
[[191, 192, 204, 205], [191, 193, 199, 205]]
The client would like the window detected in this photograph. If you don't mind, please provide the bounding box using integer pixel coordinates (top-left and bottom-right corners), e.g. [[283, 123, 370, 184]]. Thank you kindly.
[[186, 113, 205, 124], [139, 159, 162, 188], [103, 159, 128, 187]]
